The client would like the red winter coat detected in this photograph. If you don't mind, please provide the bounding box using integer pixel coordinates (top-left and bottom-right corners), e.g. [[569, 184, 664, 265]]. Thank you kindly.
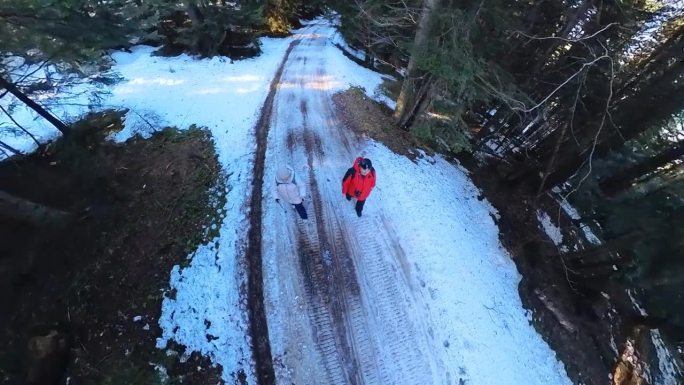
[[342, 157, 376, 201]]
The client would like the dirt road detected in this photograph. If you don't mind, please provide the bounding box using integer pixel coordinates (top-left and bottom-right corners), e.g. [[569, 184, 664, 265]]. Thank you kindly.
[[250, 22, 454, 385]]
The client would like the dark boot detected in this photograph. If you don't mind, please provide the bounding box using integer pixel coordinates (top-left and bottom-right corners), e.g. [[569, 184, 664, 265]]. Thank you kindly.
[[294, 202, 308, 220]]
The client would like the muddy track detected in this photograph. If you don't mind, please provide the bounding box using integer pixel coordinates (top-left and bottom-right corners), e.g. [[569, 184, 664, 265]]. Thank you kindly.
[[300, 98, 358, 384], [293, 99, 383, 384], [302, 80, 434, 385], [258, 23, 440, 384], [245, 38, 300, 385]]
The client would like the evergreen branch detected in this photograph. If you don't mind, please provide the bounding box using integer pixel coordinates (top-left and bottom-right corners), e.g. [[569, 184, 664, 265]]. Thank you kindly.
[[0, 12, 63, 22], [0, 104, 41, 146], [0, 60, 54, 100]]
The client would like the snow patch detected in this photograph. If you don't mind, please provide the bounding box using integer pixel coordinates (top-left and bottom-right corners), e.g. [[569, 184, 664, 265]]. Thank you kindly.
[[537, 210, 564, 246], [557, 198, 602, 245], [149, 362, 169, 383], [328, 24, 396, 109], [156, 241, 252, 381], [370, 148, 572, 385], [650, 330, 683, 385], [627, 289, 649, 317]]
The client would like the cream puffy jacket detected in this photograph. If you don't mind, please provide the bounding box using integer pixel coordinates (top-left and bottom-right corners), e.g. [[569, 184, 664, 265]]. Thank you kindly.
[[275, 166, 306, 204]]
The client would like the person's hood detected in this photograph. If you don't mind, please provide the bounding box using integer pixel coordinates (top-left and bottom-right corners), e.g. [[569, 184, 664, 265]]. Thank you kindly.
[[352, 156, 364, 173], [353, 156, 374, 174], [276, 165, 294, 184]]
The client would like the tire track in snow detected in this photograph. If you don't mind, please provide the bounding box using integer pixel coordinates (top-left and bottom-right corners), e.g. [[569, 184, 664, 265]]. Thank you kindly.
[[245, 37, 300, 385], [304, 60, 439, 384], [323, 206, 383, 385], [288, 143, 352, 384], [268, 23, 446, 385], [299, 98, 362, 384], [340, 215, 433, 385], [295, 221, 350, 384], [300, 97, 388, 385]]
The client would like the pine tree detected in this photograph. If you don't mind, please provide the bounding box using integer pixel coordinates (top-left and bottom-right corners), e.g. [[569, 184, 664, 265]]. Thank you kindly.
[[599, 139, 684, 197], [264, 0, 302, 36], [157, 0, 264, 58], [393, 0, 439, 131]]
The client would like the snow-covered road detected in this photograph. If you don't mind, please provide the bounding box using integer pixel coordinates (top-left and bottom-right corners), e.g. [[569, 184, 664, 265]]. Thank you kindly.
[[262, 23, 446, 384], [260, 22, 571, 385]]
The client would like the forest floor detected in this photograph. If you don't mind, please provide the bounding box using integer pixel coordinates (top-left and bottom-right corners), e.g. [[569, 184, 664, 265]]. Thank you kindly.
[[0, 112, 224, 385]]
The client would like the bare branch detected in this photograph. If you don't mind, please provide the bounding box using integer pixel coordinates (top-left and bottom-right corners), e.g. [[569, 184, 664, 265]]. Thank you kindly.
[[511, 22, 618, 44], [521, 54, 611, 113], [560, 54, 616, 201]]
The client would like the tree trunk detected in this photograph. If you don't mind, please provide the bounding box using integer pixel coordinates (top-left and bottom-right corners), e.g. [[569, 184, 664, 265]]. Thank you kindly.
[[537, 66, 684, 191], [185, 0, 206, 53], [0, 140, 21, 156], [186, 0, 204, 24], [393, 0, 440, 130], [363, 15, 374, 68], [0, 76, 70, 135], [599, 139, 684, 197], [0, 190, 74, 229], [396, 75, 433, 130], [616, 26, 684, 100], [536, 122, 568, 197], [533, 0, 593, 74]]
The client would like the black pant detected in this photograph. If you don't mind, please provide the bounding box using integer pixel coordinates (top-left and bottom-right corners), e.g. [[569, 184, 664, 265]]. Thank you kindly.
[[355, 199, 365, 216], [293, 202, 308, 219], [346, 194, 366, 216]]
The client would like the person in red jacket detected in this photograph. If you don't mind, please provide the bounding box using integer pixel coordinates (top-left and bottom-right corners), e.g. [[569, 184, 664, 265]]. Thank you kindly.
[[342, 157, 376, 217]]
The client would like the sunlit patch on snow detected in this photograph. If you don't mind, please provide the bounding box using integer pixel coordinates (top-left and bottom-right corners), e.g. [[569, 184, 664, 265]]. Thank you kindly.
[[276, 74, 343, 91], [128, 77, 185, 86], [235, 85, 264, 94], [218, 74, 262, 82], [294, 33, 323, 40], [188, 87, 228, 95]]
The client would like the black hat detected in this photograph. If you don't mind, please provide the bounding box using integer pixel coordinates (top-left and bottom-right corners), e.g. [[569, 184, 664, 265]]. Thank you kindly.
[[359, 158, 372, 170]]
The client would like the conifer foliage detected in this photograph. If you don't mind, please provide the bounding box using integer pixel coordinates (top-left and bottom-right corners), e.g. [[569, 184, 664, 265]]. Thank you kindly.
[[0, 0, 152, 63], [156, 0, 264, 58]]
